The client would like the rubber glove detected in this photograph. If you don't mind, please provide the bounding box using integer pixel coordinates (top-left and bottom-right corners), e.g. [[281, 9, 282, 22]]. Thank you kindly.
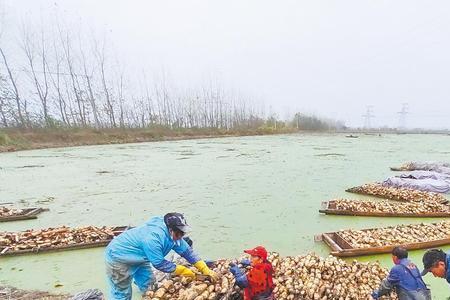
[[229, 265, 248, 288], [240, 258, 251, 267], [371, 291, 379, 299], [173, 265, 195, 278], [230, 264, 242, 277], [194, 260, 219, 282]]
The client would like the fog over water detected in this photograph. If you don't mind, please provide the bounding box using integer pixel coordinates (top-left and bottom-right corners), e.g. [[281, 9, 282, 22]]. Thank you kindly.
[[1, 0, 449, 129]]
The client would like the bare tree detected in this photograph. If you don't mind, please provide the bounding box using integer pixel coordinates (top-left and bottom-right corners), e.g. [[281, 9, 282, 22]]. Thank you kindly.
[[58, 26, 86, 126], [21, 24, 51, 126], [94, 38, 116, 127], [48, 30, 69, 126], [0, 73, 11, 126], [0, 47, 25, 126]]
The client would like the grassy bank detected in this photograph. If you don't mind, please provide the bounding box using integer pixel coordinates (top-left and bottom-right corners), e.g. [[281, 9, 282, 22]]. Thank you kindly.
[[0, 126, 297, 153]]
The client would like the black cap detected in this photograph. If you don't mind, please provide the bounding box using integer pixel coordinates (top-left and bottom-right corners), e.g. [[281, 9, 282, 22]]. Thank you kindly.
[[421, 249, 446, 276], [164, 212, 191, 233]]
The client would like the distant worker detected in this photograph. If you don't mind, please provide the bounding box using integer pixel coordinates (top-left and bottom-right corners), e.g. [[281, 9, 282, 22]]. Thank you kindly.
[[371, 247, 431, 300], [421, 249, 450, 284], [105, 212, 218, 300], [230, 246, 275, 300]]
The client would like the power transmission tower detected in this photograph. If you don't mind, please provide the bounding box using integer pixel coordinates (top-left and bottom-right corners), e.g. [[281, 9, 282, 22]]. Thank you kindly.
[[398, 103, 408, 129], [362, 106, 375, 129]]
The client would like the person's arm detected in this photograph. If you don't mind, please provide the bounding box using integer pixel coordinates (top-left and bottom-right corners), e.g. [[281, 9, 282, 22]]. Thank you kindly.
[[142, 237, 176, 273], [173, 238, 218, 281], [173, 238, 201, 264], [372, 267, 400, 298], [142, 236, 194, 277], [230, 264, 249, 288]]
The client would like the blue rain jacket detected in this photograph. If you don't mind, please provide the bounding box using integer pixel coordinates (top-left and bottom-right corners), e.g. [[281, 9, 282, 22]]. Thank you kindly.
[[446, 253, 450, 284], [387, 259, 427, 291], [105, 217, 200, 273]]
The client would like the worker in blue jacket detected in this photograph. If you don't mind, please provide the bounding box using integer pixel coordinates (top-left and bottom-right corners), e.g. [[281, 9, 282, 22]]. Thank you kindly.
[[371, 247, 431, 300], [105, 212, 218, 300], [421, 248, 450, 284]]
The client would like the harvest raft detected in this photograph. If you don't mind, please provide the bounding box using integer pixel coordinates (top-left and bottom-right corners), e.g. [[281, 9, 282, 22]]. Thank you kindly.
[[0, 207, 48, 222], [0, 225, 130, 256], [345, 183, 447, 203], [318, 221, 450, 257], [319, 199, 450, 217]]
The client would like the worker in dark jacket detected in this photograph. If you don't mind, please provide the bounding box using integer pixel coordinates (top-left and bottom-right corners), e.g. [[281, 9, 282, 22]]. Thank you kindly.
[[229, 246, 275, 300], [421, 249, 450, 284], [371, 247, 431, 300]]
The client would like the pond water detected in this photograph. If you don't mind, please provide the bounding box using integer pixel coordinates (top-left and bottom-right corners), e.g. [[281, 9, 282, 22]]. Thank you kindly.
[[1, 133, 450, 299]]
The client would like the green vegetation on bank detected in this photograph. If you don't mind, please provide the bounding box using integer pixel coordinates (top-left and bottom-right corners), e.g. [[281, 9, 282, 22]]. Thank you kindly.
[[0, 126, 299, 152]]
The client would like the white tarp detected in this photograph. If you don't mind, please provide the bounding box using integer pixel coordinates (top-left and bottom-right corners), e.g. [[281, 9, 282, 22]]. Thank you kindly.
[[383, 176, 450, 194]]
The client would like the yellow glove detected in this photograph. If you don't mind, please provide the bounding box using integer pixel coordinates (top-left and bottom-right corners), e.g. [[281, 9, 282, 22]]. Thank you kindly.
[[173, 265, 196, 278], [194, 261, 219, 282]]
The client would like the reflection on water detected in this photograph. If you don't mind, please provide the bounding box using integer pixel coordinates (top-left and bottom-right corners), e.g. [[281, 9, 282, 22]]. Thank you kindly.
[[1, 133, 449, 299]]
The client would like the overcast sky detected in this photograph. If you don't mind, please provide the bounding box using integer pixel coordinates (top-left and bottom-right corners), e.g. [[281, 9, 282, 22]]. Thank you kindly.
[[2, 0, 450, 129]]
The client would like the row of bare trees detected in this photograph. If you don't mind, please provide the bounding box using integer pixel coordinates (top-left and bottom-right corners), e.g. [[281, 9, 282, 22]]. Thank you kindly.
[[0, 19, 270, 130]]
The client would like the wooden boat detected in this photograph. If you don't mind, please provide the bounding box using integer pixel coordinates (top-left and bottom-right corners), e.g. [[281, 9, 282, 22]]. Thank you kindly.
[[0, 226, 130, 257], [345, 135, 358, 138], [319, 200, 450, 217], [0, 208, 49, 222], [390, 167, 407, 171], [316, 228, 450, 257]]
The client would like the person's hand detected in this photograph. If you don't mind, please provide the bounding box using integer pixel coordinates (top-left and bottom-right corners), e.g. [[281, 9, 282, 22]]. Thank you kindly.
[[173, 265, 196, 278], [371, 291, 379, 299], [194, 261, 219, 283], [230, 265, 241, 276], [240, 259, 251, 267], [207, 270, 219, 283]]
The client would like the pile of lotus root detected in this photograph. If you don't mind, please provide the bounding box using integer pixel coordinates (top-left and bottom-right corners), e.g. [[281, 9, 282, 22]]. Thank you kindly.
[[0, 206, 24, 217], [144, 253, 396, 300], [0, 226, 115, 254], [339, 221, 450, 248], [331, 198, 450, 214], [346, 183, 446, 203]]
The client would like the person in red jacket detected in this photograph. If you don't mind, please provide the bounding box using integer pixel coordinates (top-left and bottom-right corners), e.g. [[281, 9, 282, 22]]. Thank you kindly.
[[230, 246, 275, 300]]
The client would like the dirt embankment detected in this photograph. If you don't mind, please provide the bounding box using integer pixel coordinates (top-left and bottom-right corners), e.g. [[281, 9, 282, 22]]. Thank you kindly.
[[0, 127, 297, 153]]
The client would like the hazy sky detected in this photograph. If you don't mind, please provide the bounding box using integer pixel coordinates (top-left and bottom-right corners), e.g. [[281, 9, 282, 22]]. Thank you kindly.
[[2, 0, 450, 128]]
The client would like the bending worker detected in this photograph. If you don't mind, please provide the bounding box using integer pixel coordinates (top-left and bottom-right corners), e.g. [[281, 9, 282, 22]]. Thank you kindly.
[[371, 247, 431, 300], [421, 248, 450, 284], [105, 212, 218, 300]]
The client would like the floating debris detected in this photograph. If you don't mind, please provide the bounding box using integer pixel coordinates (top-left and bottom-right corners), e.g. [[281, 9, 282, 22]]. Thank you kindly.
[[315, 153, 345, 157]]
